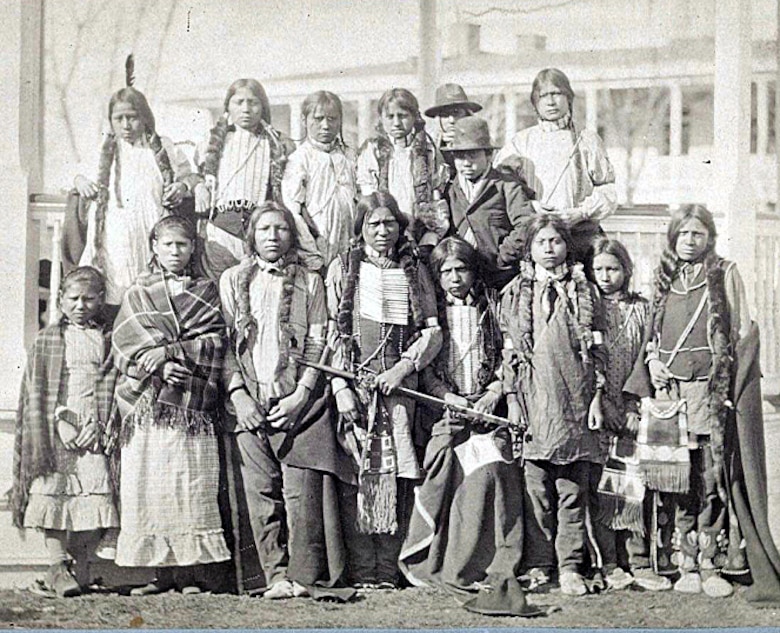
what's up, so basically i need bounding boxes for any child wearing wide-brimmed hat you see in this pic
[440,116,532,289]
[424,83,482,150]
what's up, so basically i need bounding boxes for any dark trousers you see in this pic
[339,478,415,584]
[233,430,304,587]
[523,459,589,574]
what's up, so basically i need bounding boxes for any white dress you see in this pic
[80,137,188,305]
[282,140,357,267]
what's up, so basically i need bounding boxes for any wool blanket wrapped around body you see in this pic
[11,324,118,528]
[112,271,227,436]
[399,415,523,593]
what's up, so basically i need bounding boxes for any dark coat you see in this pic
[444,167,532,289]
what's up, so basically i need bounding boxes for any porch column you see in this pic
[669,82,683,204]
[755,79,768,157]
[585,86,598,132]
[504,89,517,143]
[358,96,373,145]
[418,0,438,117]
[712,0,755,307]
[0,0,43,411]
[289,99,302,144]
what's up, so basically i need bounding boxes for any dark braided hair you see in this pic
[429,237,502,392]
[337,192,426,340]
[523,213,576,266]
[650,204,720,341]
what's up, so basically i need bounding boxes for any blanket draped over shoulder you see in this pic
[729,322,780,606]
[112,270,227,441]
[11,324,118,528]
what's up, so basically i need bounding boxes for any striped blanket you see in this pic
[112,270,227,438]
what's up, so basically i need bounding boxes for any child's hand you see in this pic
[335,388,360,423]
[588,392,604,430]
[162,182,187,208]
[74,175,99,199]
[648,359,673,391]
[232,389,265,431]
[267,385,310,431]
[376,359,414,395]
[194,178,215,215]
[69,419,99,452]
[161,361,191,386]
[474,390,500,415]
[444,392,469,409]
[137,347,167,375]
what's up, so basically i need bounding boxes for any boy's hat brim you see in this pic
[425,83,483,117]
[442,116,498,152]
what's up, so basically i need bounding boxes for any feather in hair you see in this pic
[125,54,135,87]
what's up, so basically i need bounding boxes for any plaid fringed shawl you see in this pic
[11,324,118,528]
[112,270,227,442]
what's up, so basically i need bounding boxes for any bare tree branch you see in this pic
[461,0,578,18]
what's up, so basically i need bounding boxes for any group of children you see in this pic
[11,60,779,610]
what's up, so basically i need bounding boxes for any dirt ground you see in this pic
[2,582,780,629]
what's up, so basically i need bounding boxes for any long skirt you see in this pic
[115,424,231,568]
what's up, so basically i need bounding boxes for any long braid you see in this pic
[337,246,365,339]
[203,115,230,178]
[397,240,426,341]
[650,246,681,342]
[148,131,174,187]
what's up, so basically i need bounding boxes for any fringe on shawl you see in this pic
[119,390,217,447]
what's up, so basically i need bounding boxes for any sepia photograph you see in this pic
[1,0,779,628]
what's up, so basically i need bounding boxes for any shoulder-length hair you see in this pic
[108,87,156,135]
[522,214,576,266]
[591,236,634,294]
[301,90,345,143]
[530,68,575,112]
[222,78,272,125]
[353,191,409,240]
[245,200,300,256]
[375,88,426,135]
[429,237,480,286]
[653,204,718,293]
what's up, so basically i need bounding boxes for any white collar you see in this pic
[534,262,569,282]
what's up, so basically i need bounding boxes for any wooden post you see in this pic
[289,99,302,144]
[0,0,43,412]
[504,89,517,143]
[757,79,769,156]
[585,86,599,133]
[418,0,438,114]
[713,0,755,308]
[669,82,683,205]
[358,96,373,146]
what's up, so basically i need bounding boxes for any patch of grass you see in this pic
[1,585,779,629]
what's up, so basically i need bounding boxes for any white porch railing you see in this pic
[27,196,780,394]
